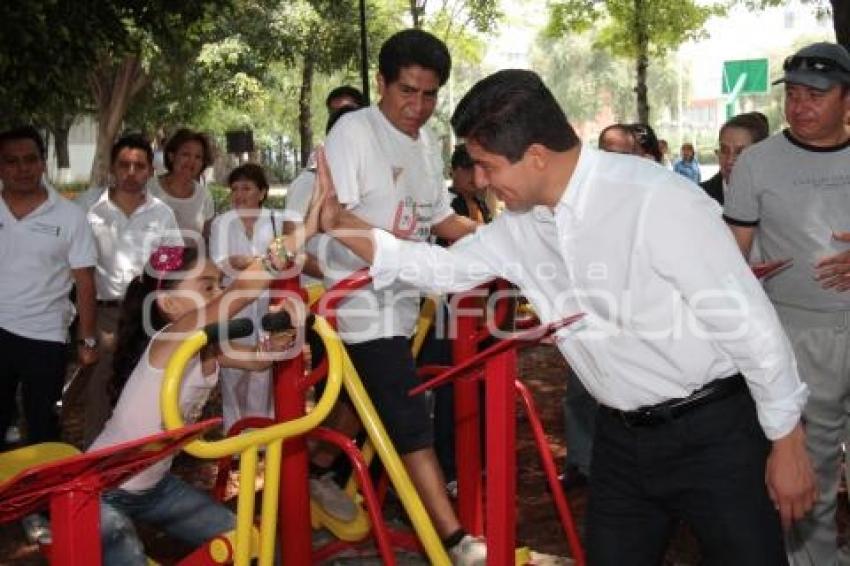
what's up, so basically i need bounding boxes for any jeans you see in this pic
[100,474,236,565]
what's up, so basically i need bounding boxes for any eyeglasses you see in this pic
[783,55,850,75]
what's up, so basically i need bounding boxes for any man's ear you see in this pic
[376,73,386,98]
[525,143,549,170]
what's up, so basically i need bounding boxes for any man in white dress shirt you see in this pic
[320,69,816,564]
[74,134,181,446]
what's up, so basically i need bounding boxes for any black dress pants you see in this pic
[0,327,67,450]
[586,387,787,566]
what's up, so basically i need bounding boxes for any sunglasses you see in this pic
[783,55,850,75]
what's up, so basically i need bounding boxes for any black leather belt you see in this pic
[96,300,121,308]
[606,374,746,428]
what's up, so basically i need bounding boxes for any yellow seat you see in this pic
[310,499,371,542]
[0,442,81,484]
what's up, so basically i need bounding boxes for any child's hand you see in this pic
[257,299,306,359]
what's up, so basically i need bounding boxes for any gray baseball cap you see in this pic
[773,42,850,91]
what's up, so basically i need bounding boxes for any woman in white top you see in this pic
[148,129,215,244]
[89,178,323,564]
[209,164,287,433]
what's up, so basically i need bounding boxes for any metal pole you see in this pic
[359,0,370,105]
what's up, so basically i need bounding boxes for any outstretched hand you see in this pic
[316,146,343,234]
[815,231,850,291]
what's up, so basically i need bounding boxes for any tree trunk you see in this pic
[634,0,650,124]
[410,0,421,28]
[88,54,149,187]
[832,0,850,49]
[51,121,72,169]
[298,53,315,169]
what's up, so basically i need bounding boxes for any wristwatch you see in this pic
[78,336,98,349]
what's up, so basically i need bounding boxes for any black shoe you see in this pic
[558,466,588,491]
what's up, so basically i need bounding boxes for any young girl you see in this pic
[209,164,292,434]
[148,128,215,243]
[90,177,322,564]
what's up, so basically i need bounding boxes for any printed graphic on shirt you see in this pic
[392,197,434,240]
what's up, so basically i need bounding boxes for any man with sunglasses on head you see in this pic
[724,42,850,565]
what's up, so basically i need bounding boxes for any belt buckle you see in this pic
[621,406,672,427]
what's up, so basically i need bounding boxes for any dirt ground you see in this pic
[0,343,844,564]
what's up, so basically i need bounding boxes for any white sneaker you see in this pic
[5,425,20,444]
[21,513,51,545]
[309,473,357,522]
[448,534,486,566]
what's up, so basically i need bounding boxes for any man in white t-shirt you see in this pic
[73,134,181,446]
[0,126,98,452]
[320,29,482,563]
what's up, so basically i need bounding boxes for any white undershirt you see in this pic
[89,337,218,492]
[148,176,214,243]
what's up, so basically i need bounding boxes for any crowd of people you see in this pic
[2,25,850,565]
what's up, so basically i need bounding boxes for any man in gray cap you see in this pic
[724,41,850,564]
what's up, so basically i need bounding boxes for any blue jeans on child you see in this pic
[100,473,236,565]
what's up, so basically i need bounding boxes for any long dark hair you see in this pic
[110,247,200,406]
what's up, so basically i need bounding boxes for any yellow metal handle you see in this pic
[410,295,438,360]
[161,316,344,458]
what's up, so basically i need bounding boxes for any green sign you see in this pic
[722,58,770,95]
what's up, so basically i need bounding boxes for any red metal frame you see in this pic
[264,270,413,565]
[412,312,588,566]
[0,419,219,566]
[269,275,313,565]
[262,269,587,565]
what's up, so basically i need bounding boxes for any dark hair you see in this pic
[110,247,200,406]
[628,123,663,163]
[111,133,153,165]
[597,124,637,152]
[227,163,270,204]
[325,85,366,110]
[720,111,770,144]
[451,69,579,163]
[326,105,360,134]
[0,126,46,158]
[163,128,214,173]
[681,142,695,151]
[450,144,474,170]
[379,29,451,87]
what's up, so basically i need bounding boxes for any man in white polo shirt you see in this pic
[74,134,181,446]
[0,126,97,451]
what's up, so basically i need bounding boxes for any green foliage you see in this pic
[531,32,681,124]
[547,0,725,58]
[547,0,724,122]
[0,1,230,128]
